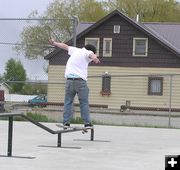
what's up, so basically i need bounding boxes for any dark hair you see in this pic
[84,44,96,54]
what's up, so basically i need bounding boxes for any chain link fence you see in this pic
[0,17,77,81]
[1,18,180,128]
[87,74,180,128]
[1,74,180,129]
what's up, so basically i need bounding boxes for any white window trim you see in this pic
[133,38,148,57]
[103,38,112,57]
[85,37,100,56]
[114,25,120,33]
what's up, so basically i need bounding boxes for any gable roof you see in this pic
[0,82,11,90]
[77,21,180,54]
[45,10,180,60]
[76,22,94,35]
[144,23,180,54]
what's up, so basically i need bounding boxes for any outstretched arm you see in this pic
[89,53,100,64]
[49,39,69,51]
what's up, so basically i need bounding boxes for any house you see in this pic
[45,10,180,110]
[0,82,10,94]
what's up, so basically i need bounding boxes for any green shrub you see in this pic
[70,117,84,124]
[26,112,49,122]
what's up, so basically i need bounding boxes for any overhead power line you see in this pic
[0,18,74,21]
[0,42,54,48]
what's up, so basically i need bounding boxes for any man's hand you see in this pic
[89,53,100,64]
[49,39,55,46]
[92,57,100,64]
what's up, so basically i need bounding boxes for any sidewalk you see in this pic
[1,120,180,170]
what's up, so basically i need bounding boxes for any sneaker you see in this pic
[84,123,93,128]
[63,123,70,129]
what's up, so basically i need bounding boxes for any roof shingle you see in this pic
[144,23,180,54]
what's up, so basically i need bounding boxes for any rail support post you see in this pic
[7,116,13,157]
[57,133,62,147]
[90,128,94,141]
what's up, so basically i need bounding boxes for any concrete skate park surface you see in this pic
[0,120,180,170]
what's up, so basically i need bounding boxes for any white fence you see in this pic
[5,94,36,102]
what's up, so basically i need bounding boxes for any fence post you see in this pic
[72,16,78,47]
[168,75,173,128]
[7,116,13,157]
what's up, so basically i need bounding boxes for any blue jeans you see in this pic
[63,79,91,124]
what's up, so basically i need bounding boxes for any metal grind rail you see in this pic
[0,113,94,157]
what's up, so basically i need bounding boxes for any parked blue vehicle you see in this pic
[28,95,47,107]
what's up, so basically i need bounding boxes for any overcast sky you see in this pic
[0,0,54,18]
[0,0,54,80]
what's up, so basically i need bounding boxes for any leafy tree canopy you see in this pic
[108,0,180,22]
[15,0,180,59]
[4,58,27,93]
[15,0,107,59]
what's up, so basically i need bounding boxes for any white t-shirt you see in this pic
[65,46,93,80]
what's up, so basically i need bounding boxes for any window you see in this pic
[85,38,100,56]
[101,73,111,96]
[114,25,120,33]
[133,38,148,56]
[148,77,163,96]
[103,38,112,57]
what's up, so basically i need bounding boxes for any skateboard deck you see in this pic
[56,124,93,133]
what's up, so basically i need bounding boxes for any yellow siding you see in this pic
[47,66,66,103]
[47,65,180,109]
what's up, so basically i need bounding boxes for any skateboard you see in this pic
[56,124,93,134]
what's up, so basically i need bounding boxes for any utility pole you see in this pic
[72,16,78,47]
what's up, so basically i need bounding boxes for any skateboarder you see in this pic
[49,39,100,128]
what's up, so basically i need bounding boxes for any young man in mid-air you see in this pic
[49,39,100,128]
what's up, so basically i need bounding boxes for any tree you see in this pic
[108,0,180,22]
[77,0,108,22]
[143,0,180,22]
[15,0,180,59]
[21,83,47,95]
[15,0,108,59]
[4,58,27,93]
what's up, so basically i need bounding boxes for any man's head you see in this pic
[84,44,96,54]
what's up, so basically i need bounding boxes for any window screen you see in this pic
[148,77,163,96]
[101,74,111,96]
